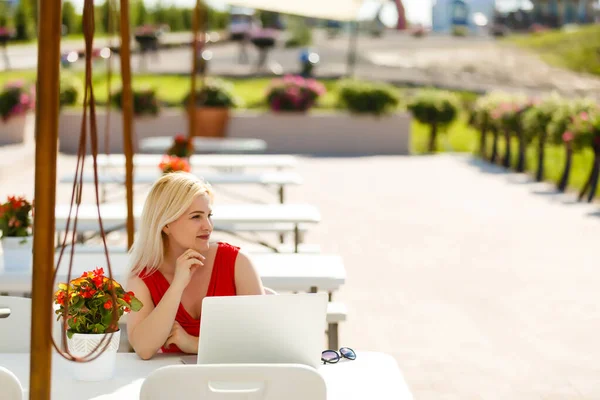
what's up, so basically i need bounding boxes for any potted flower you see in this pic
[166,134,194,158]
[183,78,239,137]
[0,195,33,271]
[265,75,326,113]
[54,267,143,381]
[111,86,160,117]
[159,155,191,174]
[0,80,35,145]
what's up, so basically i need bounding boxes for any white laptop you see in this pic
[181,293,328,369]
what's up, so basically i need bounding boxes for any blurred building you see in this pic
[530,0,597,25]
[432,0,497,32]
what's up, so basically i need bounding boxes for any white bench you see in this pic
[54,203,321,253]
[60,171,303,204]
[90,154,298,171]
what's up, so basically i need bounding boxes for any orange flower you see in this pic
[104,300,113,310]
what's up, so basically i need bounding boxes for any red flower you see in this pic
[124,307,131,313]
[174,134,186,144]
[104,300,113,310]
[55,291,66,305]
[123,294,131,303]
[93,267,104,277]
[93,276,104,288]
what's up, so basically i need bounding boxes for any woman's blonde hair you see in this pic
[128,172,214,277]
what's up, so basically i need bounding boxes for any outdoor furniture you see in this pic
[59,171,303,204]
[0,352,414,399]
[139,137,267,155]
[0,366,22,400]
[90,154,298,172]
[0,253,345,298]
[140,364,326,400]
[53,203,321,252]
[0,296,31,353]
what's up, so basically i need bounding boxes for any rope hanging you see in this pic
[51,0,120,362]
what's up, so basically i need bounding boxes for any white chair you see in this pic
[0,296,31,353]
[0,366,24,400]
[139,364,326,400]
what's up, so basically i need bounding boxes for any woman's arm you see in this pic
[125,275,186,360]
[234,251,265,295]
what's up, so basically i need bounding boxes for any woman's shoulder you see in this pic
[215,241,240,254]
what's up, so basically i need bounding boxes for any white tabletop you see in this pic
[90,154,298,169]
[54,203,321,233]
[59,171,303,186]
[0,352,413,400]
[0,253,346,293]
[140,137,267,154]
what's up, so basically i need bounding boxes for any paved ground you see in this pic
[4,29,600,99]
[2,119,600,399]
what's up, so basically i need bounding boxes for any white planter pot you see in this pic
[67,330,121,381]
[0,114,27,145]
[1,236,32,271]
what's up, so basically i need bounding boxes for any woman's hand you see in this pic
[173,249,205,289]
[164,321,199,354]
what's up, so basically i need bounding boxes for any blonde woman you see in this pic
[126,172,265,360]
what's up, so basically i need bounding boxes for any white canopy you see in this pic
[221,0,381,21]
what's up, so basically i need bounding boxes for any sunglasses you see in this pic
[321,347,356,364]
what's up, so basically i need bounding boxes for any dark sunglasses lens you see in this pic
[321,350,339,363]
[340,347,356,360]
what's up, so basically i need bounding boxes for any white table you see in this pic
[59,171,303,203]
[54,203,321,252]
[0,352,414,400]
[90,154,298,171]
[0,253,346,295]
[140,137,267,154]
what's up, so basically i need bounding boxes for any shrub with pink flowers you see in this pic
[0,80,35,122]
[265,75,326,112]
[566,109,600,151]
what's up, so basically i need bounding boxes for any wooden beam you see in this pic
[29,0,62,398]
[119,0,135,249]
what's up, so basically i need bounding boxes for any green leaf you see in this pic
[93,323,106,334]
[67,330,74,339]
[129,297,143,312]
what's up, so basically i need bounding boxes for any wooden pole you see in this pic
[188,0,201,138]
[119,0,135,249]
[29,0,62,398]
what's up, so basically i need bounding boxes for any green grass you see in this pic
[505,24,600,76]
[412,120,600,198]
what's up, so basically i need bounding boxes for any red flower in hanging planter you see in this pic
[54,267,143,338]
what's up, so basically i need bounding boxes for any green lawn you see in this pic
[505,24,600,76]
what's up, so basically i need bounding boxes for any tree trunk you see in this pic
[586,155,600,203]
[535,129,546,182]
[428,122,438,153]
[577,152,595,202]
[557,143,572,192]
[502,128,511,168]
[516,127,526,173]
[490,127,499,164]
[479,123,488,159]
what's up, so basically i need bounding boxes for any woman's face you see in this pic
[163,194,213,253]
